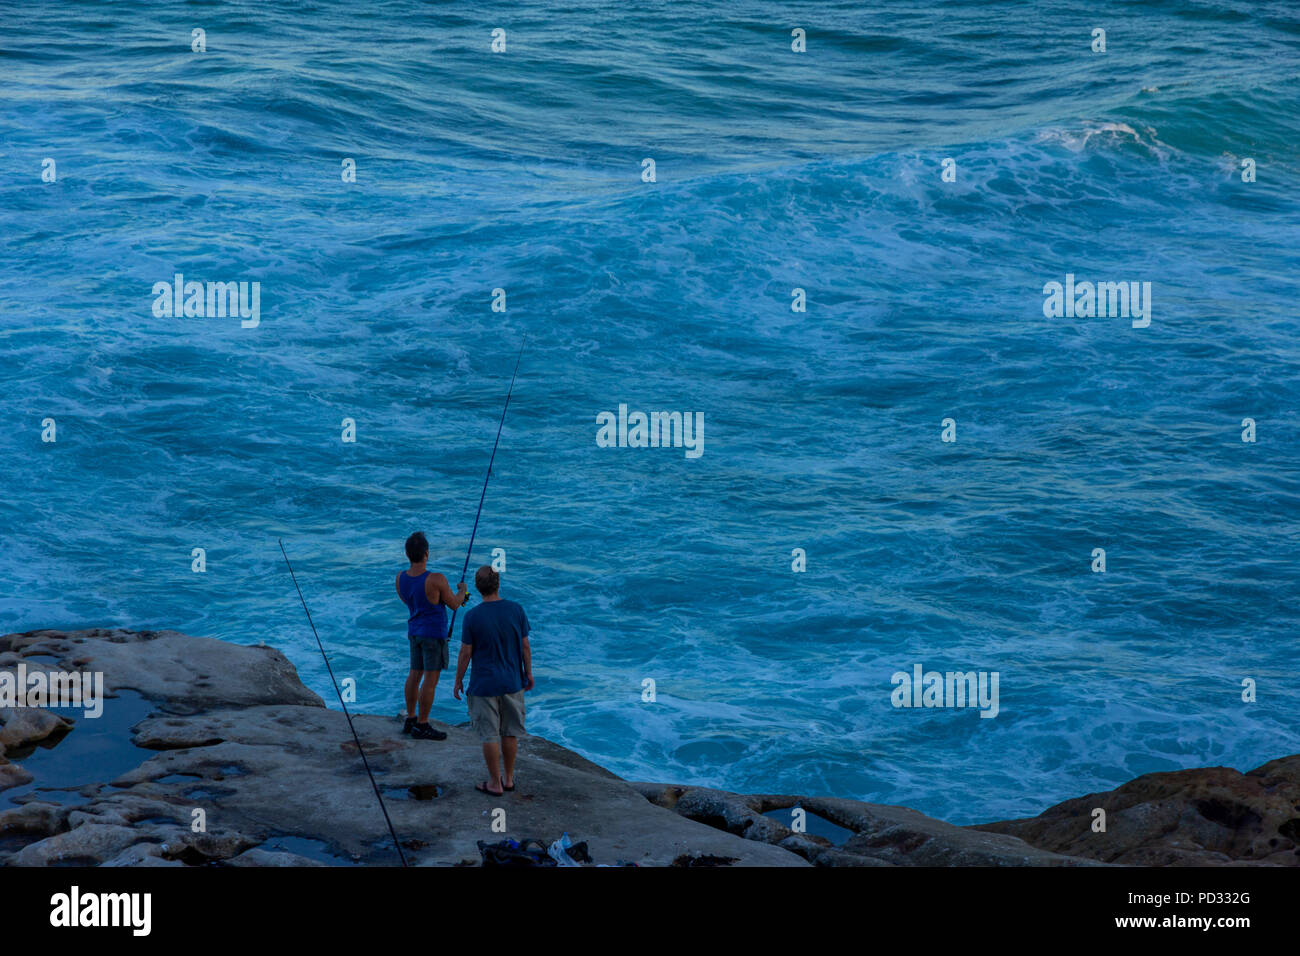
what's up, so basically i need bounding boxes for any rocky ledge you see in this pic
[2,629,1297,867]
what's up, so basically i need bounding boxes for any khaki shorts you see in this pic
[467,691,526,742]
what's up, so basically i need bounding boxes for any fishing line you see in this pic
[278,538,408,867]
[446,338,526,640]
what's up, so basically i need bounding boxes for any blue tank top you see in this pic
[399,570,447,640]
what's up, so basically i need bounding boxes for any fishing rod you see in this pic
[447,338,525,640]
[278,538,408,867]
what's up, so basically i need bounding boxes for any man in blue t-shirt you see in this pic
[453,565,533,797]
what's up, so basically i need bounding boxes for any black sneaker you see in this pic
[402,716,417,735]
[412,723,447,741]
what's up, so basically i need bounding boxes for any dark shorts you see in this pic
[408,636,449,671]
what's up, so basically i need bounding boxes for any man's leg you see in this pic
[501,736,518,789]
[481,739,503,794]
[411,640,450,741]
[417,671,440,722]
[404,669,421,717]
[498,691,525,788]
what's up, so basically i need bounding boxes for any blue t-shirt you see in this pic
[461,599,530,697]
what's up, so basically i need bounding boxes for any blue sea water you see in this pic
[1,0,1298,825]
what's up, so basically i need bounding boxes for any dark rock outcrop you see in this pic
[635,784,1098,866]
[972,758,1300,866]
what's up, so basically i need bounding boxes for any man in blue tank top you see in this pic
[395,531,469,740]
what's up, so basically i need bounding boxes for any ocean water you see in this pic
[2,0,1298,825]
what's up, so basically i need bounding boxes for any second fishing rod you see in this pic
[447,338,525,640]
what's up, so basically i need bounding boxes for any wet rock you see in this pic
[0,628,324,713]
[837,802,1097,866]
[6,627,1295,868]
[1,800,70,833]
[102,843,184,867]
[635,783,1093,866]
[1,629,803,867]
[227,847,326,867]
[799,846,898,867]
[671,852,739,867]
[0,707,73,753]
[11,822,144,867]
[974,756,1300,866]
[0,758,33,791]
[159,829,261,865]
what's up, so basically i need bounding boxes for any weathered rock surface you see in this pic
[0,759,33,791]
[3,628,1295,867]
[635,784,1098,866]
[0,629,322,713]
[0,707,73,752]
[973,757,1300,866]
[0,628,800,867]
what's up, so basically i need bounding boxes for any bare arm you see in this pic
[453,642,472,699]
[521,636,533,691]
[426,572,469,609]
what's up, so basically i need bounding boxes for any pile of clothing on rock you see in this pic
[476,833,638,867]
